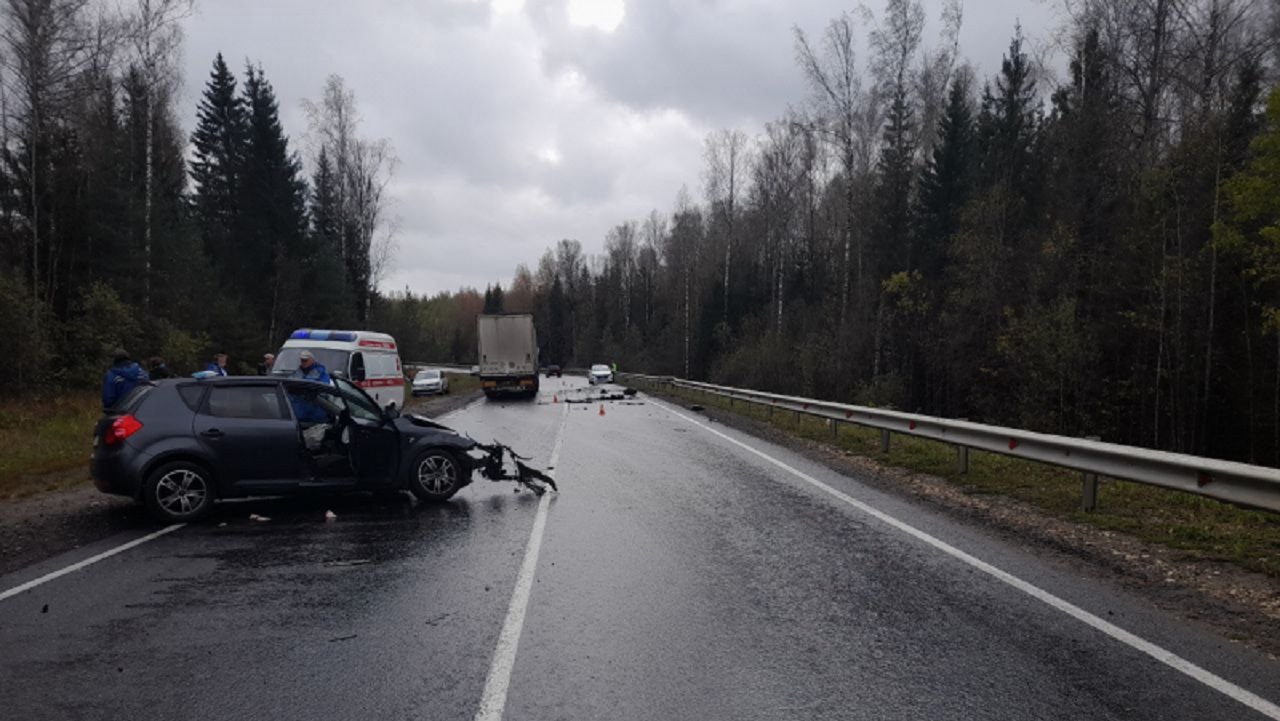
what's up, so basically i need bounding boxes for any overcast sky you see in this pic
[180,0,1062,296]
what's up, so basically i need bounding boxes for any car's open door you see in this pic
[332,377,400,487]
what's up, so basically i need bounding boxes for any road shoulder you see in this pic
[647,388,1280,660]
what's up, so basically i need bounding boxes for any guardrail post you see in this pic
[767,404,773,420]
[830,418,839,439]
[956,445,969,474]
[1080,435,1101,511]
[880,429,891,453]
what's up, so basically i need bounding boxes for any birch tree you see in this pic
[1,0,94,312]
[795,12,869,326]
[126,0,189,310]
[702,128,750,321]
[304,74,398,322]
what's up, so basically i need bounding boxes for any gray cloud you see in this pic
[180,0,1060,297]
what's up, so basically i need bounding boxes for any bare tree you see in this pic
[795,12,869,327]
[126,0,190,311]
[702,128,751,321]
[753,121,804,334]
[914,0,963,156]
[639,209,665,332]
[1,0,95,312]
[303,74,398,322]
[605,221,638,330]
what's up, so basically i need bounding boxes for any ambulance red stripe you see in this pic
[358,339,397,349]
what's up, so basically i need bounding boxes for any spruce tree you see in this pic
[189,54,247,278]
[307,147,354,326]
[873,68,918,275]
[915,73,974,281]
[239,62,308,343]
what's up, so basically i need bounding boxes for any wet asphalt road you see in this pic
[1,376,1279,720]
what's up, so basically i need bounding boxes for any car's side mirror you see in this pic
[384,403,400,420]
[351,367,366,382]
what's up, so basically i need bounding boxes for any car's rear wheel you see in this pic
[144,461,215,522]
[409,450,463,502]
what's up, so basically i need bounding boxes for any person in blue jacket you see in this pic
[102,349,149,410]
[288,351,333,425]
[205,353,229,377]
[292,350,332,384]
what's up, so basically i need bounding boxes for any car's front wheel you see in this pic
[409,450,463,503]
[144,461,215,522]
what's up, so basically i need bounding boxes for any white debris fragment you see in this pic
[249,514,271,522]
[325,510,338,522]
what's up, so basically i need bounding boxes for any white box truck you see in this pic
[477,314,539,398]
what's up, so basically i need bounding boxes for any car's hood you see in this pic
[402,413,454,431]
[392,414,474,448]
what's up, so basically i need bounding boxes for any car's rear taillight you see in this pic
[104,415,143,446]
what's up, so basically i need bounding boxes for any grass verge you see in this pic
[649,382,1280,579]
[443,371,482,396]
[0,393,99,500]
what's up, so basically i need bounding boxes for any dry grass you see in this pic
[0,393,100,499]
[443,371,482,395]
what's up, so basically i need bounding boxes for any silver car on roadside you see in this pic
[412,369,450,396]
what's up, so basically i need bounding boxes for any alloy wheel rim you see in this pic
[156,469,208,516]
[418,456,456,494]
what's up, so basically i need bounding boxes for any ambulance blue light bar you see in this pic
[289,329,358,342]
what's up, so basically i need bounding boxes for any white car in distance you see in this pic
[589,364,614,385]
[412,368,450,396]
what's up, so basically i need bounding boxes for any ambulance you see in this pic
[272,329,406,410]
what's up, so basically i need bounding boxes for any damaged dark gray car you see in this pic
[91,376,556,522]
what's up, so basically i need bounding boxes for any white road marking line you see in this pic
[0,524,185,603]
[473,401,569,721]
[651,400,1280,721]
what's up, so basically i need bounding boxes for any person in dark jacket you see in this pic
[258,353,275,376]
[148,357,173,380]
[102,349,149,410]
[206,353,229,377]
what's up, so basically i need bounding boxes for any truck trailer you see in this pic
[477,313,539,399]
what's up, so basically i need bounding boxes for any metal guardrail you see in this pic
[407,362,474,373]
[410,363,588,377]
[618,373,1280,514]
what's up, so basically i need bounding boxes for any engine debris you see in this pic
[470,441,559,496]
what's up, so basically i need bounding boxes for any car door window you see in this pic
[333,379,384,422]
[285,384,343,424]
[203,386,286,419]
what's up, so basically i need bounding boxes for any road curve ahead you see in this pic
[1,376,1278,721]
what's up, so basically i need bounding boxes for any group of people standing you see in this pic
[102,349,330,410]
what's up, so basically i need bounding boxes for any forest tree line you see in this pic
[379,0,1280,465]
[1,0,396,382]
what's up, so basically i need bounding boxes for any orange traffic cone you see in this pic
[599,403,606,417]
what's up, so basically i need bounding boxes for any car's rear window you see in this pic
[177,384,206,411]
[114,384,154,412]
